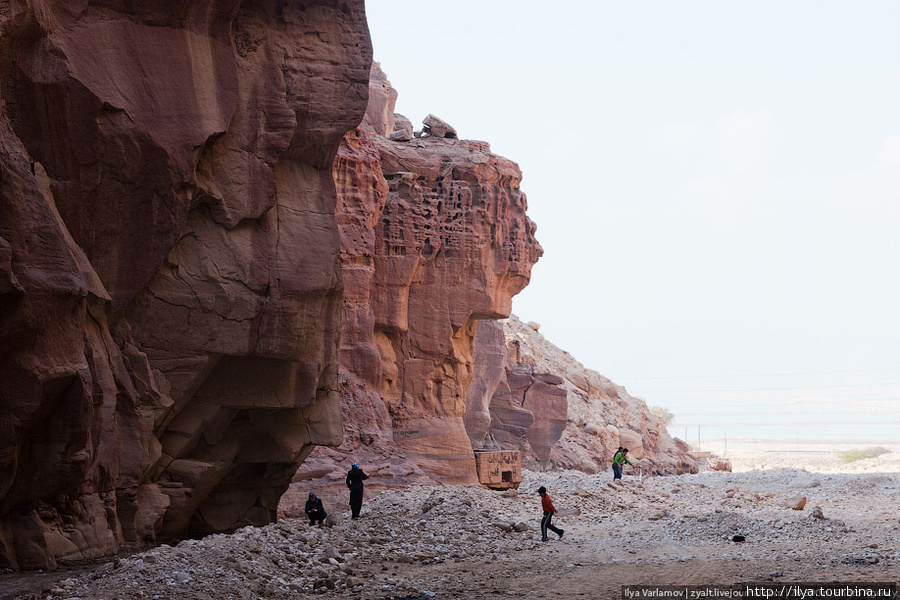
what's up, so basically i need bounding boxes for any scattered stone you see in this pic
[421,496,444,513]
[491,520,514,533]
[710,458,732,472]
[786,496,807,510]
[790,475,821,489]
[18,466,899,599]
[811,506,825,520]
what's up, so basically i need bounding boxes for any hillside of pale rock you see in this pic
[495,315,697,475]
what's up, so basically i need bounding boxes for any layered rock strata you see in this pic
[0,0,371,569]
[466,316,697,475]
[298,65,542,488]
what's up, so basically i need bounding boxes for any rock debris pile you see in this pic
[9,454,900,600]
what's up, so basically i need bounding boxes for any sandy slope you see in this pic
[3,444,899,600]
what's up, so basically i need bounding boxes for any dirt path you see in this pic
[382,518,899,599]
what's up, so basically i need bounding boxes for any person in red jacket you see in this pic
[537,486,564,542]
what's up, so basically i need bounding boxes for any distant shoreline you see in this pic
[676,439,900,474]
[686,438,900,444]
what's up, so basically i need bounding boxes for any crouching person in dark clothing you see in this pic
[346,462,368,519]
[305,492,327,526]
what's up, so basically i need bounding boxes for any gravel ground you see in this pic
[3,446,899,600]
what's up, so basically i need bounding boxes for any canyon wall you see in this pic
[1,0,686,570]
[293,65,689,497]
[294,64,542,489]
[0,0,371,569]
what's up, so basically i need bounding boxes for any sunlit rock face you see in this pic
[318,64,543,485]
[466,316,699,475]
[0,0,371,569]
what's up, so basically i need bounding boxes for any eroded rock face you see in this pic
[304,65,542,486]
[466,315,698,475]
[0,0,371,569]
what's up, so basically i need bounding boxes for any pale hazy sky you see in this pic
[366,1,900,440]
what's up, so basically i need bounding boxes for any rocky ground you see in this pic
[3,444,899,600]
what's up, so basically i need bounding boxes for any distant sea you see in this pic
[656,385,900,446]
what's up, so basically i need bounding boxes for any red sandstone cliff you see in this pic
[294,64,542,489]
[0,2,682,571]
[0,0,371,569]
[467,316,697,475]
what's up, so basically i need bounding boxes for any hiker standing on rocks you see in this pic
[305,492,327,526]
[612,447,632,482]
[537,486,564,542]
[346,462,368,519]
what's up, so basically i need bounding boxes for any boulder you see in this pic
[618,429,645,459]
[389,114,414,141]
[422,114,458,138]
[491,520,514,533]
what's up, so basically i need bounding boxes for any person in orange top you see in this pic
[537,486,564,542]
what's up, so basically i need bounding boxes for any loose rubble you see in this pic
[5,447,899,600]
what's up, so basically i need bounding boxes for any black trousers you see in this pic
[349,487,364,518]
[541,511,562,540]
[307,511,326,525]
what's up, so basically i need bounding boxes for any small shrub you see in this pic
[837,447,890,463]
[649,405,674,426]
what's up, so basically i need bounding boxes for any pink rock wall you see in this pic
[466,319,567,470]
[310,65,543,486]
[0,0,371,569]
